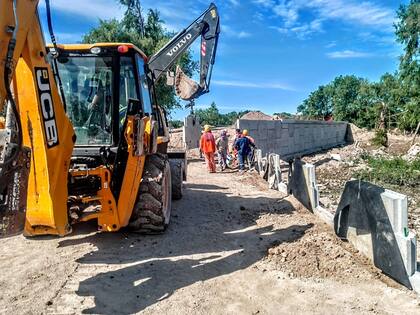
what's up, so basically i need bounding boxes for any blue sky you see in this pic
[38,0,408,120]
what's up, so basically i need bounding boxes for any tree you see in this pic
[298,75,380,128]
[395,0,420,130]
[196,102,220,126]
[297,85,332,119]
[272,112,293,119]
[195,102,249,126]
[298,2,419,131]
[169,120,183,129]
[83,0,197,113]
[119,0,144,37]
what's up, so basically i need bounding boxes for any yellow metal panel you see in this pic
[117,116,149,226]
[70,167,120,232]
[0,0,38,111]
[12,9,75,236]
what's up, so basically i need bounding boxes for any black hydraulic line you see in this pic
[0,0,22,168]
[45,0,58,54]
[45,0,67,111]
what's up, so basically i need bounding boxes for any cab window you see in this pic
[135,55,153,116]
[56,55,113,145]
[119,56,139,132]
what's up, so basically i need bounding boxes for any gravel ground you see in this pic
[1,159,419,314]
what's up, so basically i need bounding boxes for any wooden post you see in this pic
[412,121,420,145]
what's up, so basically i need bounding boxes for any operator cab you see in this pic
[47,43,166,158]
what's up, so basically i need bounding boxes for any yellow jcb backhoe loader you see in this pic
[0,0,220,237]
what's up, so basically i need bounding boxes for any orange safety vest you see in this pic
[200,131,216,153]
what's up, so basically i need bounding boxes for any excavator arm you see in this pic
[147,3,220,101]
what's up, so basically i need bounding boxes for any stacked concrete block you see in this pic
[237,119,349,161]
[183,115,201,149]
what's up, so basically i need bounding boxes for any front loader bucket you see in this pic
[174,66,201,101]
[0,129,30,238]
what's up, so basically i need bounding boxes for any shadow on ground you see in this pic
[58,182,310,314]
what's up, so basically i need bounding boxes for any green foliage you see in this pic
[297,85,332,119]
[169,120,183,128]
[119,0,144,36]
[273,112,293,118]
[355,155,420,187]
[372,129,388,147]
[83,1,197,114]
[195,102,249,126]
[298,1,419,132]
[395,0,420,131]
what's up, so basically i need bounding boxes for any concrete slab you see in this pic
[334,180,418,291]
[288,159,314,212]
[183,115,201,149]
[314,206,334,226]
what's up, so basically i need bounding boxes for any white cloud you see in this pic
[273,3,299,27]
[254,0,395,39]
[252,0,275,8]
[228,0,240,6]
[212,80,296,91]
[238,31,252,39]
[305,0,394,28]
[326,50,373,59]
[223,26,252,39]
[325,41,337,48]
[270,18,323,39]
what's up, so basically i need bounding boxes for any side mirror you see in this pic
[127,98,143,116]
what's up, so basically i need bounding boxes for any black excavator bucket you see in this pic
[0,128,30,238]
[174,66,202,101]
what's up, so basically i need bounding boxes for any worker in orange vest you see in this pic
[200,125,216,173]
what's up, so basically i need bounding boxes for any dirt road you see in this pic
[1,160,419,314]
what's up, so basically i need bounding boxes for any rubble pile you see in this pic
[266,227,377,282]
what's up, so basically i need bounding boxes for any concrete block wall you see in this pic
[183,115,201,149]
[237,119,349,160]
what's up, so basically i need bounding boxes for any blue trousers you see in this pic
[238,152,245,170]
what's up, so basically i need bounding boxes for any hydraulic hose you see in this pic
[45,0,58,54]
[0,0,23,168]
[45,0,67,110]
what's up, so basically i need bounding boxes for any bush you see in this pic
[169,120,183,128]
[355,156,420,187]
[372,129,388,147]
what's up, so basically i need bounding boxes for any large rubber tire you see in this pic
[169,159,184,200]
[128,154,172,233]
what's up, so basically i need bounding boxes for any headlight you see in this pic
[90,47,101,54]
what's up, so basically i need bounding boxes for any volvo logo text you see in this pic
[166,33,192,57]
